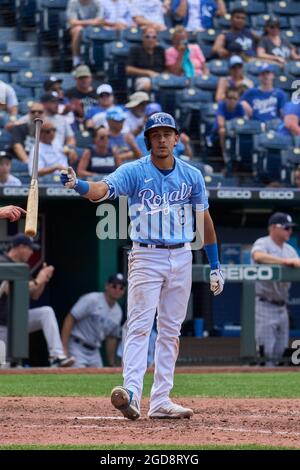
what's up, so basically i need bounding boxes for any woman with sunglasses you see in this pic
[257,16,300,68]
[78,126,116,178]
[215,55,254,102]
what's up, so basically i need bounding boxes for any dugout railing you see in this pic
[0,263,29,363]
[192,264,300,360]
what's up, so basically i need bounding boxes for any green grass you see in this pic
[0,444,296,450]
[0,372,300,398]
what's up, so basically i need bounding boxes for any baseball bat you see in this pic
[25,118,43,237]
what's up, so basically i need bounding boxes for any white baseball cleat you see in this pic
[111,386,140,420]
[148,402,193,419]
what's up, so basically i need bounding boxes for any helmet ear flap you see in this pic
[144,135,151,150]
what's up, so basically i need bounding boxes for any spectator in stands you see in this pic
[124,91,150,136]
[170,0,226,31]
[278,102,300,137]
[10,102,45,166]
[210,87,245,159]
[0,151,21,187]
[0,80,18,118]
[77,126,116,178]
[61,273,125,368]
[66,0,104,67]
[85,84,114,130]
[102,0,133,30]
[40,92,77,160]
[66,65,98,113]
[126,27,166,91]
[0,233,75,367]
[241,63,287,123]
[106,106,142,167]
[212,8,258,60]
[135,102,193,159]
[165,25,209,77]
[257,17,300,68]
[131,0,167,31]
[28,121,71,182]
[43,76,71,115]
[215,55,254,102]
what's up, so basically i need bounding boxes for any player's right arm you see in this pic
[60,167,110,201]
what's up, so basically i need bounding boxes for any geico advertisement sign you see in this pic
[259,190,294,200]
[223,266,274,281]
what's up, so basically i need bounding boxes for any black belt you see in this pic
[258,297,286,307]
[135,242,185,249]
[72,337,97,351]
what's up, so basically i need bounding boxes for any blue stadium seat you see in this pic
[274,75,296,96]
[82,27,118,69]
[229,0,267,15]
[121,27,143,44]
[0,71,9,81]
[244,60,281,76]
[289,16,300,31]
[18,98,35,115]
[11,83,33,99]
[251,14,290,30]
[269,2,300,17]
[198,43,213,60]
[191,74,219,92]
[0,129,12,146]
[157,29,174,45]
[151,73,188,91]
[74,130,93,148]
[197,29,218,45]
[207,60,229,76]
[36,0,68,55]
[0,28,17,42]
[103,41,131,94]
[0,54,30,73]
[28,56,53,72]
[7,41,38,60]
[48,72,75,91]
[282,30,300,46]
[284,61,300,77]
[16,70,47,89]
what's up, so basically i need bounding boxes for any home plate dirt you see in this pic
[1,397,300,447]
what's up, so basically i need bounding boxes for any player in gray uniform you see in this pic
[251,213,300,365]
[61,274,124,367]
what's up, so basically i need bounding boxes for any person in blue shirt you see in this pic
[210,87,245,159]
[278,101,300,137]
[60,112,224,420]
[171,0,226,30]
[241,63,287,123]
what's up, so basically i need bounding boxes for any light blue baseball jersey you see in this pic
[102,155,209,245]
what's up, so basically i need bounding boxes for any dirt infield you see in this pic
[1,397,300,448]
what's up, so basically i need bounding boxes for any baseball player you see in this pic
[61,273,124,367]
[251,212,300,366]
[61,112,224,419]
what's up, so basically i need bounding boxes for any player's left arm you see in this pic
[203,209,224,296]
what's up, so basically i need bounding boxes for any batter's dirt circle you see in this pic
[1,397,300,448]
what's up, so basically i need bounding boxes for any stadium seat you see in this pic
[7,41,38,59]
[36,0,68,55]
[11,83,33,99]
[274,75,295,96]
[191,74,219,92]
[229,0,267,15]
[121,27,143,44]
[103,41,131,95]
[197,29,218,45]
[284,61,300,77]
[0,71,9,81]
[0,27,17,42]
[207,60,229,77]
[282,31,300,46]
[244,60,281,76]
[28,56,53,73]
[269,1,300,17]
[151,73,188,91]
[289,16,300,31]
[16,70,47,89]
[82,26,118,69]
[18,98,35,115]
[0,129,12,146]
[157,29,174,45]
[251,14,290,30]
[0,54,30,73]
[48,72,75,91]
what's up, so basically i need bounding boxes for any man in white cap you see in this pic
[124,91,150,136]
[85,84,114,130]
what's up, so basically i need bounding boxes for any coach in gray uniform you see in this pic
[251,212,300,365]
[61,274,125,367]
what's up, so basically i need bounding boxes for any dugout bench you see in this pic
[192,264,300,359]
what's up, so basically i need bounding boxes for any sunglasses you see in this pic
[99,93,111,98]
[111,283,125,290]
[98,135,109,140]
[31,110,43,114]
[144,35,157,39]
[42,128,56,133]
[276,224,293,231]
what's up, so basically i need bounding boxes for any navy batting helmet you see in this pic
[144,112,179,150]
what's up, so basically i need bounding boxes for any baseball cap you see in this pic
[268,212,296,228]
[106,106,126,122]
[125,91,150,109]
[145,102,162,117]
[265,16,280,28]
[44,75,63,91]
[40,91,59,103]
[11,233,40,250]
[0,150,12,160]
[96,84,113,96]
[259,63,274,74]
[73,65,92,78]
[107,273,126,286]
[229,55,243,68]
